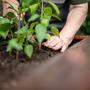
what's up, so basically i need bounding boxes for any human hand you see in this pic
[43,34,74,52]
[3,0,19,17]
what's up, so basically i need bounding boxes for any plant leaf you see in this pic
[29,3,39,15]
[28,14,39,22]
[41,7,52,26]
[0,18,11,38]
[35,24,47,44]
[24,44,33,58]
[7,39,23,52]
[45,0,60,15]
[51,26,60,36]
[15,26,27,35]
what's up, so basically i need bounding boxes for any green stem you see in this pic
[41,1,44,19]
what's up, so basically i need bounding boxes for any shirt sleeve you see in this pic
[70,0,89,5]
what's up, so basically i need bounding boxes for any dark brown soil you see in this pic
[0,46,60,85]
[0,40,80,88]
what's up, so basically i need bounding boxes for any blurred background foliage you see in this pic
[77,12,90,35]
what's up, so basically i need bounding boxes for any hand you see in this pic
[3,0,19,16]
[43,35,74,52]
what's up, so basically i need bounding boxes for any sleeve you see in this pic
[70,0,89,5]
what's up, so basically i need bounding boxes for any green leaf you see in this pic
[5,12,18,24]
[0,18,11,38]
[24,44,33,58]
[52,14,61,21]
[51,26,60,36]
[45,0,60,15]
[43,7,52,19]
[41,18,49,27]
[7,39,23,52]
[30,22,38,30]
[5,12,16,19]
[29,3,39,15]
[35,24,47,44]
[41,7,52,26]
[15,26,28,45]
[45,33,51,40]
[22,0,39,6]
[21,8,29,13]
[15,26,27,35]
[17,34,26,45]
[21,0,39,13]
[28,14,39,22]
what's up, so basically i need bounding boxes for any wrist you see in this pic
[59,30,74,41]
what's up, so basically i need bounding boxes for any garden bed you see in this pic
[0,37,90,90]
[0,0,90,88]
[0,36,86,88]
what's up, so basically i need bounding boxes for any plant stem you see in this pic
[16,51,19,60]
[41,1,44,19]
[39,44,41,50]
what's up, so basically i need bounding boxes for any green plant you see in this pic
[82,13,90,35]
[0,0,61,59]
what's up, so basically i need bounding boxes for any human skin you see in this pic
[44,3,88,52]
[3,0,19,16]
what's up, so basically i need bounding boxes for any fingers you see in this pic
[61,44,68,52]
[43,35,71,52]
[43,36,62,50]
[44,36,59,47]
[52,42,62,50]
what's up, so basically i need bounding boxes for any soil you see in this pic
[0,46,59,85]
[0,40,80,88]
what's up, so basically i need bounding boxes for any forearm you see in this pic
[60,3,88,39]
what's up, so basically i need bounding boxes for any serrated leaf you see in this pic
[24,44,33,58]
[28,14,39,22]
[15,26,27,35]
[41,18,49,27]
[43,7,52,19]
[0,18,11,38]
[7,39,23,52]
[29,3,39,15]
[35,24,47,44]
[45,0,60,15]
[41,7,52,26]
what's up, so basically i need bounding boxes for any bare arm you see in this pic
[44,3,88,52]
[60,3,88,39]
